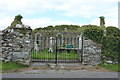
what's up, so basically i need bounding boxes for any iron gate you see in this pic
[31,37,83,63]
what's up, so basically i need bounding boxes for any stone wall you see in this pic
[1,27,33,65]
[82,37,102,65]
[0,30,2,61]
[1,28,102,65]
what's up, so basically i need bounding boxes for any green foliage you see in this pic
[1,62,28,71]
[55,25,80,31]
[102,36,120,62]
[81,25,98,28]
[78,25,98,32]
[83,27,104,43]
[43,25,54,30]
[106,26,120,37]
[57,34,63,38]
[83,25,120,63]
[98,63,119,72]
[14,14,23,21]
[99,16,105,19]
[33,25,80,33]
[8,14,23,29]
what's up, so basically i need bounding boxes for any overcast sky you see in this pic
[0,0,119,30]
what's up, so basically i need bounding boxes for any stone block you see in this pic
[11,52,30,65]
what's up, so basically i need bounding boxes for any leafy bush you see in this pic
[102,36,120,63]
[83,27,104,43]
[81,25,98,28]
[83,26,120,63]
[106,26,120,37]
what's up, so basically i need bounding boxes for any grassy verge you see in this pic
[31,50,78,59]
[98,63,120,72]
[0,62,28,72]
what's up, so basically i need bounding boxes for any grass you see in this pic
[31,49,78,60]
[98,63,120,72]
[0,62,28,72]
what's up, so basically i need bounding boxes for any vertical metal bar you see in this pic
[45,37,47,62]
[33,38,35,62]
[60,37,62,49]
[60,37,62,62]
[71,37,73,62]
[47,37,51,61]
[64,37,66,63]
[55,37,57,64]
[78,37,80,63]
[41,37,43,62]
[43,37,45,62]
[34,36,35,62]
[73,38,75,63]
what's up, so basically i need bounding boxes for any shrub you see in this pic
[102,36,120,63]
[106,26,120,37]
[83,27,104,43]
[83,26,120,63]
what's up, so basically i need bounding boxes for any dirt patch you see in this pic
[2,64,111,73]
[63,65,110,72]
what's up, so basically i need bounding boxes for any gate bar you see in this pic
[55,37,57,64]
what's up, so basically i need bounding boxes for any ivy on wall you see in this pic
[102,36,120,63]
[83,26,120,63]
[83,27,104,43]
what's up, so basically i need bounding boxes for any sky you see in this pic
[0,0,119,30]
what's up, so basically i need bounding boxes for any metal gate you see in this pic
[31,36,83,63]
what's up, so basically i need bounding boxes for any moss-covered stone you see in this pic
[8,14,23,29]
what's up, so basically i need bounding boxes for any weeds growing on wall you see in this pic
[83,26,120,63]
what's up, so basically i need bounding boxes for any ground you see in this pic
[1,63,119,78]
[2,63,112,73]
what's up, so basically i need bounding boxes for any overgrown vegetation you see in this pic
[8,14,23,29]
[98,63,120,72]
[83,26,120,63]
[33,25,80,35]
[83,26,104,43]
[102,36,119,63]
[106,26,120,37]
[0,62,28,72]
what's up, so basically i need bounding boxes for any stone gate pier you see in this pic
[1,26,33,65]
[82,37,102,65]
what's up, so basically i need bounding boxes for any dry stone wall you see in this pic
[0,31,2,61]
[1,28,102,65]
[83,37,102,65]
[1,27,33,65]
